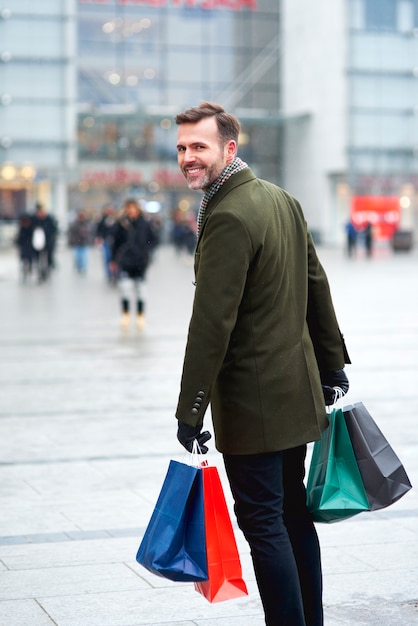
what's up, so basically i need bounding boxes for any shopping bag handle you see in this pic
[326,387,345,413]
[182,440,209,468]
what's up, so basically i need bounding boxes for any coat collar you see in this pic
[197,168,257,242]
[206,167,256,210]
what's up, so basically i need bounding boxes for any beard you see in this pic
[184,161,226,191]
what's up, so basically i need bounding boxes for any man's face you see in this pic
[125,203,139,219]
[176,117,236,191]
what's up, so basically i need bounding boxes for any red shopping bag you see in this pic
[194,464,248,603]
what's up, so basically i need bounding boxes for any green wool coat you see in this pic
[176,168,349,454]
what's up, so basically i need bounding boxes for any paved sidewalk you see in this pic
[0,241,417,626]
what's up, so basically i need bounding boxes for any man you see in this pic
[174,102,350,626]
[95,204,117,282]
[32,202,58,281]
[110,198,158,330]
[67,210,94,274]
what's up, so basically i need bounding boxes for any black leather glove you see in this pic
[177,422,212,454]
[321,368,349,406]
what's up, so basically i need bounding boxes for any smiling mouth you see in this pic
[186,167,204,176]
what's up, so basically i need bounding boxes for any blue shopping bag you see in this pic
[136,459,208,582]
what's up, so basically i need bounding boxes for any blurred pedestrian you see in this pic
[31,203,58,282]
[148,214,163,261]
[172,208,197,255]
[363,221,373,257]
[174,102,350,626]
[110,198,158,330]
[68,210,95,274]
[32,202,58,282]
[95,204,117,283]
[15,213,35,282]
[345,220,358,257]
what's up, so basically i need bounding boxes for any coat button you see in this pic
[191,408,199,415]
[197,390,205,397]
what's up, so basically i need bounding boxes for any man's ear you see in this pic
[225,140,237,163]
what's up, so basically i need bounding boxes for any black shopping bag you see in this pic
[343,402,412,511]
[136,460,208,582]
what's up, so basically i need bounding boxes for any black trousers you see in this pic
[223,445,323,626]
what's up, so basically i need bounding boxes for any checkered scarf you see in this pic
[196,157,248,236]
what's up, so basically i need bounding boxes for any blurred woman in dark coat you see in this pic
[110,199,158,330]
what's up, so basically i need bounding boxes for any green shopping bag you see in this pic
[306,407,370,523]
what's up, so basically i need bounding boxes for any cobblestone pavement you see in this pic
[0,240,417,625]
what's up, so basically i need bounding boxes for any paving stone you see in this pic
[37,583,262,626]
[0,563,148,601]
[0,599,55,625]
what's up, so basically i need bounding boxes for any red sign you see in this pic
[82,168,143,185]
[79,0,258,9]
[81,167,186,188]
[351,196,400,240]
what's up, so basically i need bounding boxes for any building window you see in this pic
[414,0,418,27]
[365,0,397,30]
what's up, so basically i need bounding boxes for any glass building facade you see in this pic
[346,0,418,237]
[282,0,418,243]
[0,0,282,225]
[348,0,418,191]
[0,0,77,223]
[2,0,417,243]
[74,0,282,217]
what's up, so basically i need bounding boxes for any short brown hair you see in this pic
[175,102,241,145]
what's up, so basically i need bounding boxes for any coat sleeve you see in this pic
[175,211,252,427]
[306,232,351,373]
